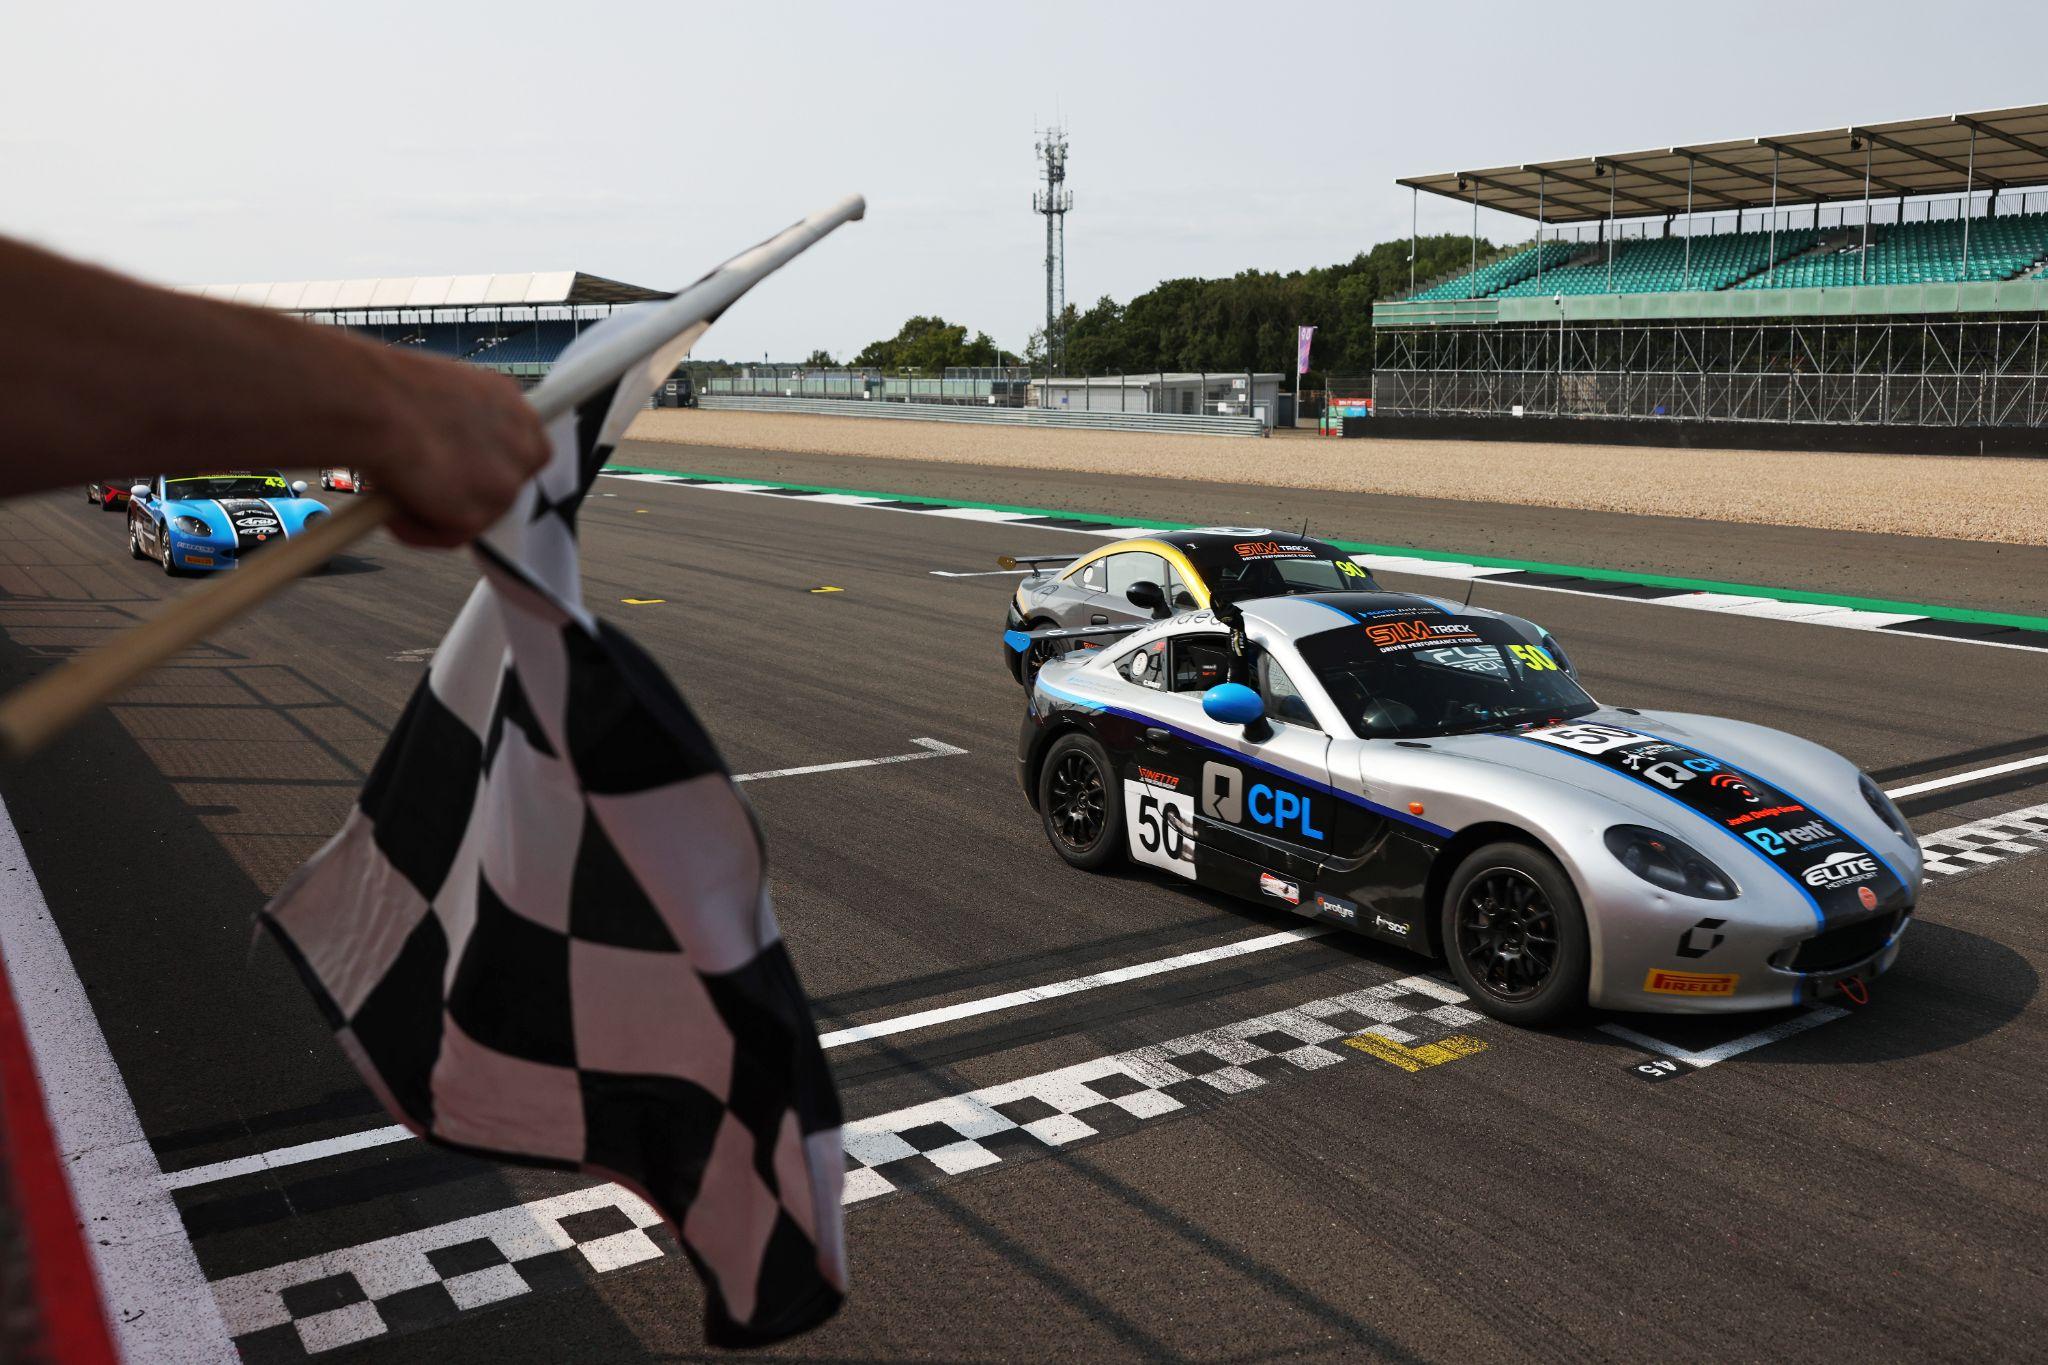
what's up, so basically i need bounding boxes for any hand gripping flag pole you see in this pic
[8,196,865,1347]
[0,193,865,761]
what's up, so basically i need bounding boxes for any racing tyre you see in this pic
[158,527,179,577]
[1441,841,1589,1026]
[1037,732,1123,871]
[319,472,332,490]
[128,522,147,561]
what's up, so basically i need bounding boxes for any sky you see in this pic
[6,1,2043,360]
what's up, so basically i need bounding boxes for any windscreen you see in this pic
[165,472,290,500]
[1197,537,1377,604]
[1295,613,1596,739]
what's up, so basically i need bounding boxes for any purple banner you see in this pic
[1296,325,1315,375]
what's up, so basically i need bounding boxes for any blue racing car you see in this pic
[127,471,329,574]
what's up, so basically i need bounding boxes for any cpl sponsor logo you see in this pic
[1725,803,1806,829]
[1201,761,1324,841]
[1643,968,1740,997]
[1742,818,1835,854]
[1137,766,1181,791]
[1364,619,1478,649]
[1801,850,1880,889]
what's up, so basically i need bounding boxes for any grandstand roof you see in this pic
[1400,104,2048,225]
[175,271,666,312]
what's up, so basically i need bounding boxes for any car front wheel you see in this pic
[158,527,178,576]
[129,521,147,560]
[1037,732,1123,871]
[1441,841,1589,1026]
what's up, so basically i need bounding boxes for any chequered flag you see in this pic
[262,274,847,1345]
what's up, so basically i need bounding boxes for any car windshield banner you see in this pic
[1517,722,1906,929]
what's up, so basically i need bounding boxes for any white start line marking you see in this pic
[730,736,965,782]
[1600,1006,1850,1070]
[1884,752,2048,800]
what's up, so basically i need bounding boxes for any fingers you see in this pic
[358,352,553,549]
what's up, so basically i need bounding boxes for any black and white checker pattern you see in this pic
[1918,802,2048,878]
[842,975,1481,1203]
[216,1187,672,1361]
[261,307,846,1347]
[210,975,1488,1356]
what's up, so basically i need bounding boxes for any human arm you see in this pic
[0,236,548,546]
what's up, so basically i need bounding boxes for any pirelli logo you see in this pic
[1643,968,1740,996]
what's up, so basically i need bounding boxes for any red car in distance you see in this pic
[87,479,143,510]
[319,468,371,494]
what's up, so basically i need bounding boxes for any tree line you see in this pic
[721,231,1495,381]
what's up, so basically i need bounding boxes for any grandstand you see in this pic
[177,271,666,379]
[1371,105,2048,448]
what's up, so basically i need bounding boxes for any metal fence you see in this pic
[697,394,1266,436]
[1373,316,2048,428]
[704,366,1031,406]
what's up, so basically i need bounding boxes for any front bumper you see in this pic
[1598,905,1912,1014]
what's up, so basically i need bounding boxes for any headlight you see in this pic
[172,515,213,536]
[1860,773,1914,842]
[1603,824,1737,899]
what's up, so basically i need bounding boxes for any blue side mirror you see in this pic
[1202,682,1264,727]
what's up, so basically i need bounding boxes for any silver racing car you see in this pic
[1013,591,1922,1024]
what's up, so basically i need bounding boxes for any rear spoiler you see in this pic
[1004,620,1147,683]
[997,552,1079,573]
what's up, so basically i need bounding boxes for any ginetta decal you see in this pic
[1520,722,1904,926]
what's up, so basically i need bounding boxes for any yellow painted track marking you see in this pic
[808,586,845,594]
[1342,1032,1488,1073]
[620,598,665,605]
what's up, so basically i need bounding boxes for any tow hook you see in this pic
[1837,976,1870,1006]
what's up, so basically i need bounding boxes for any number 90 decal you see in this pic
[1124,780,1197,880]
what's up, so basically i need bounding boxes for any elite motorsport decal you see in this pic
[1519,722,1904,927]
[212,498,284,549]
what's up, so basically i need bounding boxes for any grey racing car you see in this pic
[1013,591,1922,1024]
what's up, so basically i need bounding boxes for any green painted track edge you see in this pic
[600,462,2048,633]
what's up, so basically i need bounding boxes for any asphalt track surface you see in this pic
[2,460,2044,1362]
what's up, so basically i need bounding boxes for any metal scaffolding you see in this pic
[1372,315,2048,428]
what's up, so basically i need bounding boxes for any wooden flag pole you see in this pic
[0,194,864,761]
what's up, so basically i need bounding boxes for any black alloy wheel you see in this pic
[1037,733,1123,871]
[1456,868,1559,1002]
[1049,751,1106,850]
[1440,841,1589,1025]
